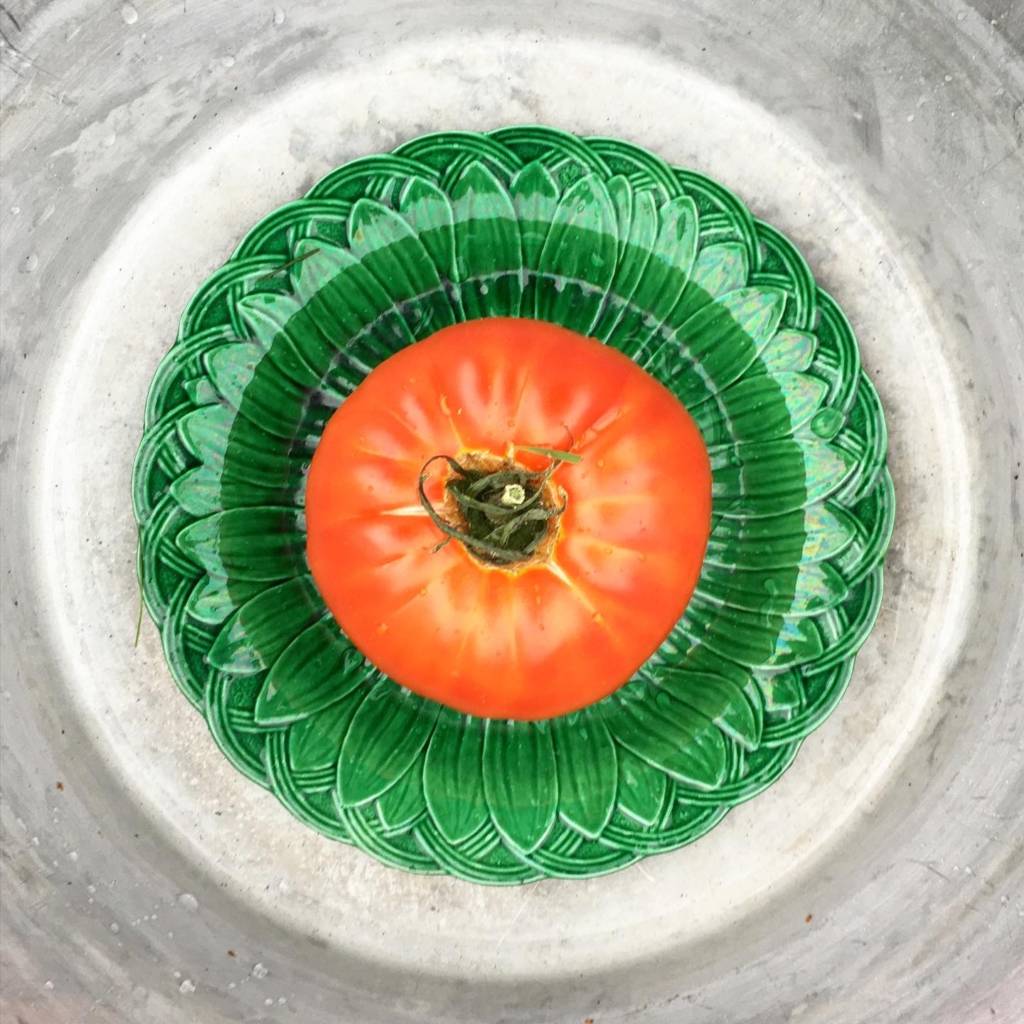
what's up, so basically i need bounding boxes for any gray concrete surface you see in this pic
[2,1,1022,1022]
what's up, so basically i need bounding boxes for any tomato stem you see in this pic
[500,483,527,507]
[418,452,572,566]
[515,444,582,464]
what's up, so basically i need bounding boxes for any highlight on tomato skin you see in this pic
[305,317,712,721]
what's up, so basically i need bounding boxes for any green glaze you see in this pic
[133,126,893,883]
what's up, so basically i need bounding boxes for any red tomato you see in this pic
[306,318,710,720]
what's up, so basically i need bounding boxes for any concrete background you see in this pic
[2,2,1022,1022]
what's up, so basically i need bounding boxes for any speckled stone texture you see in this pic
[2,2,1022,1023]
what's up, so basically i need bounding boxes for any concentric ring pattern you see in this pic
[133,127,893,883]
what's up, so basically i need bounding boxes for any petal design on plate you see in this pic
[170,460,304,518]
[178,403,308,472]
[347,197,456,335]
[168,466,226,517]
[176,507,305,580]
[376,751,428,832]
[451,161,523,319]
[337,681,440,807]
[181,375,219,407]
[592,178,657,343]
[657,669,761,751]
[551,711,617,839]
[711,439,858,518]
[509,160,560,315]
[287,686,369,775]
[605,684,728,791]
[254,617,373,725]
[603,186,661,344]
[758,671,804,713]
[807,408,846,442]
[534,173,618,333]
[235,292,323,389]
[208,574,323,675]
[613,194,699,359]
[693,372,828,446]
[143,324,235,426]
[649,287,787,408]
[483,720,558,854]
[660,647,767,736]
[704,503,856,569]
[755,328,817,374]
[683,595,824,670]
[672,241,750,323]
[173,405,307,514]
[695,559,849,618]
[203,342,308,440]
[605,174,635,244]
[645,650,743,746]
[615,746,669,827]
[184,575,268,626]
[290,236,411,357]
[397,177,458,285]
[423,711,488,846]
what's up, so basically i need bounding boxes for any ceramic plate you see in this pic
[134,127,892,883]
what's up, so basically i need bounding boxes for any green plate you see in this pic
[133,126,893,883]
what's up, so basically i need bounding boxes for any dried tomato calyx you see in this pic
[417,451,571,567]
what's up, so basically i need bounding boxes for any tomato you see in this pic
[305,318,711,720]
